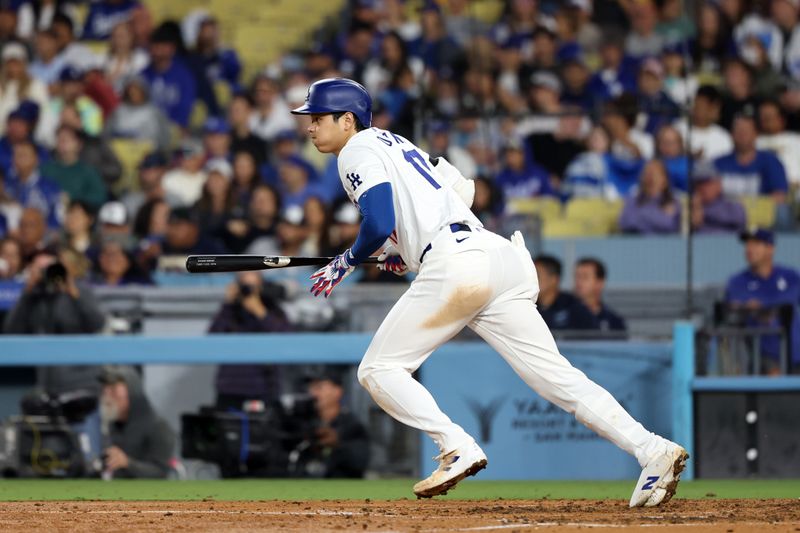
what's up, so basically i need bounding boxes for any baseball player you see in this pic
[292,78,687,506]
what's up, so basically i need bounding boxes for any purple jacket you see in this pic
[619,195,681,234]
[695,197,746,234]
[209,301,291,403]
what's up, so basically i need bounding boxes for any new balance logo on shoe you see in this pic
[443,455,460,472]
[642,476,659,490]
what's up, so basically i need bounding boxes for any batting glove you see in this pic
[310,249,356,298]
[377,245,408,276]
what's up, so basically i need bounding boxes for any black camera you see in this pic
[0,390,98,478]
[32,261,68,295]
[180,394,317,478]
[237,281,255,298]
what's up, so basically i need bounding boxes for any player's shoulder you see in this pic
[774,265,800,282]
[726,269,751,288]
[339,129,386,163]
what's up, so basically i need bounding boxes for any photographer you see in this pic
[304,372,369,478]
[4,247,106,396]
[210,271,291,409]
[99,366,175,479]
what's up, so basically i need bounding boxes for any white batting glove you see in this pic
[377,245,408,276]
[511,230,525,248]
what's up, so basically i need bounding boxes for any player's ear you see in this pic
[345,112,356,131]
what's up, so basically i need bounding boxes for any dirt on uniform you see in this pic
[0,498,798,532]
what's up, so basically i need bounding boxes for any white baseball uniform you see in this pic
[339,127,668,467]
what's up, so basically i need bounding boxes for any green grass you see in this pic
[0,479,797,501]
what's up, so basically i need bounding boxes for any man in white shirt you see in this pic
[673,85,733,160]
[162,140,207,206]
[248,74,295,142]
[756,99,800,187]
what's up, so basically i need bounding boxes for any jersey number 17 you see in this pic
[403,149,441,190]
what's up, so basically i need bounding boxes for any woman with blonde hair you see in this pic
[0,42,48,136]
[104,21,149,94]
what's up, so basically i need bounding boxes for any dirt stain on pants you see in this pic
[422,285,492,329]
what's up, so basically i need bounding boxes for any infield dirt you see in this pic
[1,498,798,532]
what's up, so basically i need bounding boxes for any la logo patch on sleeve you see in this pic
[346,172,363,191]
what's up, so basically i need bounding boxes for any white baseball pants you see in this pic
[357,228,667,468]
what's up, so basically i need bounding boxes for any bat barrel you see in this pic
[185,255,267,273]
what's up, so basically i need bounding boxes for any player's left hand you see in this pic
[310,249,356,297]
[377,245,408,276]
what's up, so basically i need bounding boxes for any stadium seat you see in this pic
[506,197,562,222]
[543,217,608,238]
[109,138,155,196]
[564,198,624,233]
[741,196,776,229]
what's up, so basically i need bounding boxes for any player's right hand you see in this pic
[377,245,408,276]
[310,249,356,297]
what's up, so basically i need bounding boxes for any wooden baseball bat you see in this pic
[185,255,380,273]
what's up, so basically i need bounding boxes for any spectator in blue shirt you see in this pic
[533,254,597,332]
[5,142,62,228]
[276,156,324,210]
[574,257,627,333]
[714,113,788,202]
[29,29,66,89]
[0,102,48,175]
[619,159,681,234]
[141,25,197,129]
[636,58,681,135]
[190,16,241,96]
[725,228,800,373]
[562,126,619,200]
[559,55,594,113]
[655,125,689,192]
[494,139,554,200]
[587,35,638,103]
[81,0,140,41]
[410,1,464,74]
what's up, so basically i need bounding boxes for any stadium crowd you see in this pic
[0,0,798,293]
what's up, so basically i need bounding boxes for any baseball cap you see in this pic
[739,227,774,245]
[418,0,441,13]
[59,65,84,82]
[169,207,200,224]
[178,138,205,158]
[427,120,450,135]
[641,57,664,78]
[205,157,232,179]
[530,71,562,93]
[691,160,719,182]
[98,201,128,226]
[139,151,169,169]
[203,116,230,135]
[2,42,27,62]
[8,100,40,124]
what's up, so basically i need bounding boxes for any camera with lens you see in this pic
[32,261,68,296]
[180,393,318,478]
[0,390,98,478]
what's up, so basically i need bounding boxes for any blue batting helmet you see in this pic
[290,78,372,128]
